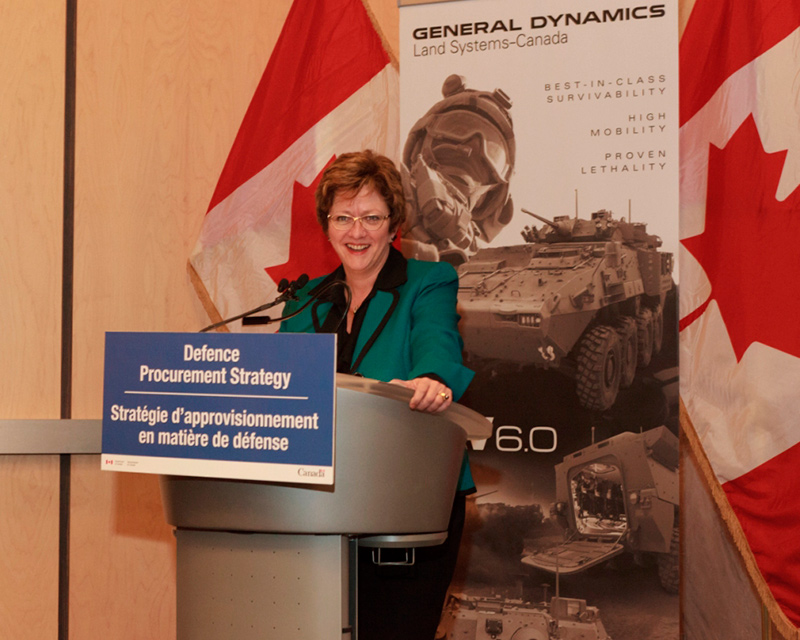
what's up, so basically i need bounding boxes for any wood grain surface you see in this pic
[0,0,64,419]
[0,1,65,637]
[0,456,60,640]
[69,456,176,639]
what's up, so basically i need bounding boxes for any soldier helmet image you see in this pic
[402,74,515,265]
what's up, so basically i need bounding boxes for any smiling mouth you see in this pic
[346,244,370,251]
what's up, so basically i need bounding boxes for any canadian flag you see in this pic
[189,0,399,327]
[680,0,800,629]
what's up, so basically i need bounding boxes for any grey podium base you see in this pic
[176,530,351,640]
[175,529,449,640]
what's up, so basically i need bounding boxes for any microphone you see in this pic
[282,273,309,298]
[259,277,352,331]
[199,274,310,332]
[240,274,309,327]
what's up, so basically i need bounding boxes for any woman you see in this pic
[280,150,474,639]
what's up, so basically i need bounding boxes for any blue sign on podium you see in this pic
[101,332,337,484]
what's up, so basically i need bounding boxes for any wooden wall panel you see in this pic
[69,456,175,639]
[72,0,294,419]
[0,0,65,418]
[679,0,697,39]
[366,0,399,58]
[0,1,64,639]
[70,2,297,639]
[0,456,60,640]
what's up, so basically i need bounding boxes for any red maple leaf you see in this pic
[681,115,800,361]
[265,159,341,285]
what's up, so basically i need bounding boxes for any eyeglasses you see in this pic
[327,214,390,231]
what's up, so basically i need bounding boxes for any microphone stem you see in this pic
[199,295,288,333]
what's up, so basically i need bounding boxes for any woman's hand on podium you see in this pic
[388,377,452,414]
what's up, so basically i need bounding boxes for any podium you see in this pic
[160,374,491,640]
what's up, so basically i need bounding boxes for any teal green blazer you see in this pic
[280,249,475,491]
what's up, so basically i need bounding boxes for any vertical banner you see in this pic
[399,1,680,638]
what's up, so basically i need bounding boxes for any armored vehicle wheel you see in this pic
[652,304,664,355]
[613,317,638,388]
[635,307,654,367]
[575,325,622,411]
[657,526,679,594]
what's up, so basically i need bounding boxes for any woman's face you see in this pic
[327,186,393,282]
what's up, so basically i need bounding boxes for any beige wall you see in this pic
[1,0,64,419]
[1,0,65,638]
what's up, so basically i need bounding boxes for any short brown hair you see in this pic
[315,150,406,233]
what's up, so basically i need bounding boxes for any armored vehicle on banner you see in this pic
[437,592,611,640]
[457,208,674,411]
[521,426,679,593]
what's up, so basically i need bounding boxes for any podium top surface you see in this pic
[335,373,491,440]
[0,375,491,456]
